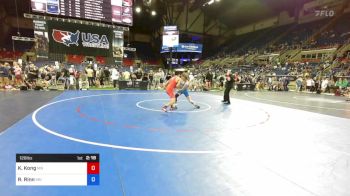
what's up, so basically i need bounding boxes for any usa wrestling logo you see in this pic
[52,29,80,47]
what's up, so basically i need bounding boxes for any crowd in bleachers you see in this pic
[0,60,170,91]
[207,13,350,61]
[1,58,349,101]
[191,12,350,98]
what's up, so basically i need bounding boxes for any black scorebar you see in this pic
[31,0,133,25]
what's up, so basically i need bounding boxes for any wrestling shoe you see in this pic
[162,106,168,112]
[170,106,178,111]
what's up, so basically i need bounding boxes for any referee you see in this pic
[222,70,234,105]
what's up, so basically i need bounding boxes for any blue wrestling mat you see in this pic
[1,90,350,196]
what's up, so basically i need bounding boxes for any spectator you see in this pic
[85,65,94,87]
[205,70,213,90]
[306,77,314,92]
[111,67,120,88]
[283,77,289,91]
[68,65,76,87]
[268,77,273,91]
[75,71,81,90]
[49,65,57,87]
[321,77,329,93]
[79,72,89,90]
[296,76,303,92]
[159,68,165,88]
[135,68,143,81]
[218,74,225,90]
[14,63,23,87]
[27,64,38,84]
[8,63,15,86]
[142,73,149,82]
[148,70,154,89]
[123,70,131,81]
[0,62,10,89]
[222,69,234,105]
[336,77,348,90]
[104,67,110,86]
[61,65,70,89]
[189,72,194,82]
[153,70,161,89]
[97,67,105,87]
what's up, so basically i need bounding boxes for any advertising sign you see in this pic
[48,21,113,56]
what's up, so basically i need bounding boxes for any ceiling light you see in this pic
[203,0,215,6]
[151,10,156,16]
[135,7,141,13]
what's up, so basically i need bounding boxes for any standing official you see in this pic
[222,70,234,105]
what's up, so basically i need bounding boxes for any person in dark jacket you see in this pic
[222,70,234,104]
[0,62,10,88]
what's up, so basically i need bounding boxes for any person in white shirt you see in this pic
[310,78,315,92]
[159,68,165,88]
[321,77,329,93]
[123,70,130,81]
[306,77,314,92]
[68,65,76,86]
[153,71,161,89]
[268,77,273,91]
[93,64,98,71]
[189,72,194,81]
[111,67,120,88]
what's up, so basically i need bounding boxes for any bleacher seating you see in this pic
[207,13,350,60]
[0,50,23,61]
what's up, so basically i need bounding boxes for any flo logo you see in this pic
[315,10,335,17]
[52,29,80,47]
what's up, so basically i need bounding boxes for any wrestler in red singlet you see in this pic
[162,75,181,112]
[165,76,178,98]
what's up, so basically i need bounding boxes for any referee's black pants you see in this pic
[223,86,232,103]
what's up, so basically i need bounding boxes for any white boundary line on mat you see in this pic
[32,92,225,154]
[136,99,212,113]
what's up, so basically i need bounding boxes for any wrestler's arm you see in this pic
[175,77,182,88]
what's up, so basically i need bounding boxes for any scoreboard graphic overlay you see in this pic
[16,154,100,186]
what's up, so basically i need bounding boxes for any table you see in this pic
[118,80,148,90]
[236,83,255,91]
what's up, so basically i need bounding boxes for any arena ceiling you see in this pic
[0,0,337,33]
[193,0,313,28]
[133,0,316,35]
